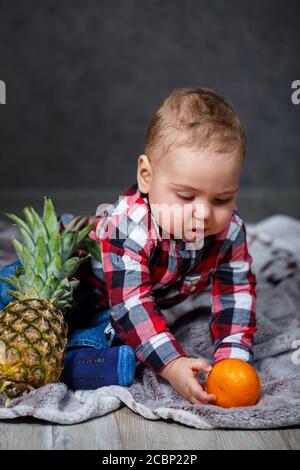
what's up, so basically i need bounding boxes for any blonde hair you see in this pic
[145,87,245,164]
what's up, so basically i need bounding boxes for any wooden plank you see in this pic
[278,428,300,450]
[114,407,217,450]
[0,412,299,450]
[0,418,50,450]
[0,413,123,450]
[213,429,289,450]
[43,414,123,450]
[114,408,295,450]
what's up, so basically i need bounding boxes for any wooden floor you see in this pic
[0,407,299,450]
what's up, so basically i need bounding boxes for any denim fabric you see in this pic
[63,307,136,389]
[0,260,22,310]
[61,344,136,389]
[66,307,112,350]
[66,306,125,350]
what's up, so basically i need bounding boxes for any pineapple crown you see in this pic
[0,197,102,313]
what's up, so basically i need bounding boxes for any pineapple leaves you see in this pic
[65,216,89,232]
[23,207,35,232]
[5,213,33,242]
[6,289,24,301]
[50,278,80,302]
[36,235,50,265]
[4,198,102,309]
[11,238,23,264]
[50,288,70,302]
[49,232,61,257]
[0,275,20,290]
[47,254,62,280]
[50,287,73,303]
[0,274,40,299]
[36,254,47,281]
[32,274,45,292]
[63,257,85,278]
[63,216,81,232]
[69,279,80,290]
[23,264,35,286]
[39,274,59,299]
[9,276,39,299]
[20,244,36,285]
[30,207,48,241]
[53,300,72,311]
[61,231,78,262]
[22,245,35,270]
[19,228,35,254]
[79,239,102,262]
[77,223,95,244]
[43,197,58,238]
[56,278,71,290]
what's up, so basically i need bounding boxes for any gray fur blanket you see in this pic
[0,214,300,429]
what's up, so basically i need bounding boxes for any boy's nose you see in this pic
[193,204,210,225]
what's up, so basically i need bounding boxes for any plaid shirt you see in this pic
[60,182,257,375]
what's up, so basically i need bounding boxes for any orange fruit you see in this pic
[206,358,261,408]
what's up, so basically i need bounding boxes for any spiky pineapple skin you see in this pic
[0,298,68,397]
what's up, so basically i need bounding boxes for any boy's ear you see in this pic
[137,154,153,194]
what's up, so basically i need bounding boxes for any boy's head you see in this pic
[137,87,245,242]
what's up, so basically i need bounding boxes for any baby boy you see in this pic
[0,87,257,404]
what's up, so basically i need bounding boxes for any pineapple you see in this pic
[0,197,101,400]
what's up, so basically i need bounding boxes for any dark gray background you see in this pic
[0,0,299,220]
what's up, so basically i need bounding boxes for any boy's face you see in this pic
[137,144,242,242]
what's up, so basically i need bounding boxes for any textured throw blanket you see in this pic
[0,214,300,429]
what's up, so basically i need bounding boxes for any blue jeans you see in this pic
[63,307,136,389]
[66,307,120,350]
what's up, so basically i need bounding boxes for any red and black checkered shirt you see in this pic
[60,182,257,375]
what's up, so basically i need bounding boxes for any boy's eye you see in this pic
[175,192,234,203]
[176,193,195,201]
[214,198,232,204]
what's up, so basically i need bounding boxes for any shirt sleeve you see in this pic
[100,226,186,375]
[210,220,257,364]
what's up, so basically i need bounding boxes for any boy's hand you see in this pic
[159,356,216,405]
